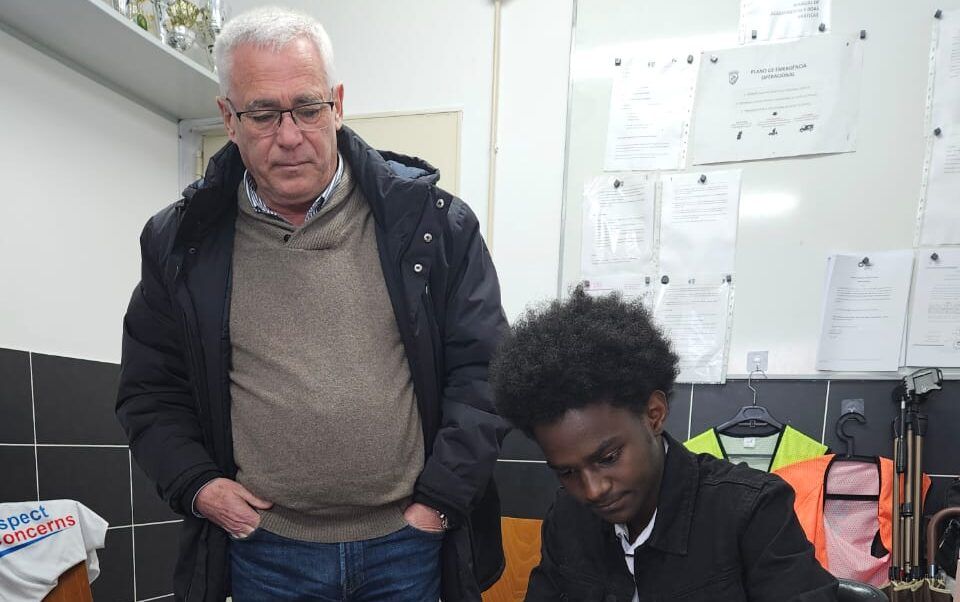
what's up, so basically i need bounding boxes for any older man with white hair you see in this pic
[116,6,507,601]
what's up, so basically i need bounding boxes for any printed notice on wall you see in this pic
[660,170,742,275]
[604,54,698,171]
[906,249,960,367]
[580,174,657,283]
[690,35,862,164]
[739,0,832,44]
[920,10,960,245]
[815,251,913,372]
[654,277,733,383]
[583,276,658,311]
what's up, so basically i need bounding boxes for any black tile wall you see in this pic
[7,348,184,601]
[0,348,33,444]
[92,527,134,602]
[494,461,560,520]
[496,377,960,523]
[498,383,693,462]
[824,380,899,458]
[689,379,829,441]
[913,380,960,476]
[37,447,132,527]
[134,523,179,600]
[665,383,692,439]
[925,476,955,519]
[0,446,37,502]
[132,461,179,524]
[501,429,544,461]
[32,353,125,445]
[4,346,959,600]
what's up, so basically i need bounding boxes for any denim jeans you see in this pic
[229,524,443,601]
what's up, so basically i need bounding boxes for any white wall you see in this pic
[492,0,573,320]
[224,0,573,318]
[1,1,576,363]
[0,27,180,363]
[226,0,496,233]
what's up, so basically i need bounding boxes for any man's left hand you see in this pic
[403,502,445,533]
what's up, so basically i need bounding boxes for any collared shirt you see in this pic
[615,439,667,602]
[615,513,655,602]
[243,152,344,224]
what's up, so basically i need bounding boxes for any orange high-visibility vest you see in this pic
[774,455,931,572]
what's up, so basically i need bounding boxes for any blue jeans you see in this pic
[229,524,443,601]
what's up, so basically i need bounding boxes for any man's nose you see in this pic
[275,111,303,146]
[581,471,611,504]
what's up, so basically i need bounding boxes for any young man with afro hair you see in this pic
[490,288,837,601]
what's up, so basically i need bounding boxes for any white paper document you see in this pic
[906,249,960,367]
[815,251,914,371]
[931,10,960,128]
[660,170,742,275]
[739,0,831,44]
[604,55,698,171]
[580,174,657,281]
[583,276,658,311]
[691,35,862,164]
[921,133,960,244]
[654,278,733,383]
[920,10,960,245]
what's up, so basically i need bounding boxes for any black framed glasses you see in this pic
[226,98,336,136]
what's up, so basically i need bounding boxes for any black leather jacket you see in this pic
[526,433,838,602]
[116,126,508,601]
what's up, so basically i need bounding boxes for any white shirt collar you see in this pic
[243,152,344,223]
[614,437,669,555]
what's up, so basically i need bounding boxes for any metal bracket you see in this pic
[746,351,768,373]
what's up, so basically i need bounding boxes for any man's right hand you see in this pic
[194,478,273,538]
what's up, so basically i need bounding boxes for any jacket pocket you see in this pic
[663,567,745,601]
[557,566,609,601]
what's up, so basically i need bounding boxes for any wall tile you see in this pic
[925,476,957,519]
[688,379,828,444]
[134,522,179,600]
[0,349,34,444]
[499,383,692,461]
[501,429,543,461]
[132,460,180,524]
[33,354,125,445]
[916,380,960,476]
[0,447,37,502]
[92,526,134,602]
[495,461,559,520]
[665,383,692,440]
[824,380,899,459]
[37,447,131,527]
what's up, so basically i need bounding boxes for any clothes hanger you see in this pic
[715,368,784,434]
[826,411,879,501]
[832,412,876,464]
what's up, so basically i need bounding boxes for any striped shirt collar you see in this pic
[243,152,344,223]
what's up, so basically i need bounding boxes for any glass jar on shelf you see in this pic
[115,0,161,39]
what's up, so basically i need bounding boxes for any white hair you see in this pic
[213,6,339,97]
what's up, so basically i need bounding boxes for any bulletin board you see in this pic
[558,0,960,378]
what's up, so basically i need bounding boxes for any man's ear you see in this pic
[332,83,344,130]
[217,97,238,142]
[645,390,669,435]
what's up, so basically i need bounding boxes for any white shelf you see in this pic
[0,0,220,121]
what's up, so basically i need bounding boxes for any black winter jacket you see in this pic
[116,126,508,601]
[526,433,838,602]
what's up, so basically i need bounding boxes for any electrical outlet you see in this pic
[746,351,768,373]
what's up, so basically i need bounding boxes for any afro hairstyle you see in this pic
[490,286,679,437]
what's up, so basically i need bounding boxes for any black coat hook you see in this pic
[836,412,866,457]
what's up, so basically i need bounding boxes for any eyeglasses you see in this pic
[226,98,336,136]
